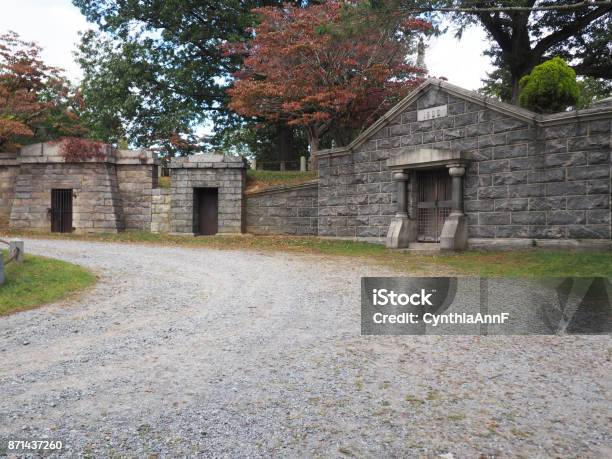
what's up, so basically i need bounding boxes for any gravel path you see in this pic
[0,239,610,458]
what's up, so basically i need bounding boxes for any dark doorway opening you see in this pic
[194,188,219,235]
[416,169,452,242]
[51,189,73,233]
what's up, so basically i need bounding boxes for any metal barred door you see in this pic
[416,169,452,242]
[51,189,73,233]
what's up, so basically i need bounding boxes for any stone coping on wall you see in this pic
[386,148,470,170]
[245,179,319,197]
[168,152,247,169]
[314,78,612,159]
[1,142,159,165]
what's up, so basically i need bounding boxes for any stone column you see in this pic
[440,164,468,250]
[448,165,465,215]
[386,171,416,248]
[394,171,409,217]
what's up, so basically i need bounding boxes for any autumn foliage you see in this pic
[0,31,87,152]
[226,1,430,153]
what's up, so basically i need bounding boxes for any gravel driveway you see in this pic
[0,239,610,458]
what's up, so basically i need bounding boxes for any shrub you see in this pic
[519,57,580,113]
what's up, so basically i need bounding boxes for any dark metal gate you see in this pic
[194,188,219,235]
[51,189,73,233]
[416,169,452,242]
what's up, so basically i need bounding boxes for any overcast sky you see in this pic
[1,0,494,89]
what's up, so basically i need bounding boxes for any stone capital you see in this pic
[392,171,410,182]
[447,165,466,177]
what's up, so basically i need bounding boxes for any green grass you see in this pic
[246,170,318,192]
[0,250,97,316]
[2,230,611,277]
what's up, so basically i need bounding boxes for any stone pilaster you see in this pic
[386,171,416,248]
[440,164,468,250]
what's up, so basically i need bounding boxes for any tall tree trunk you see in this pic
[277,123,294,171]
[306,126,319,170]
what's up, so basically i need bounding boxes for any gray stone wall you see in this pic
[116,163,156,231]
[151,188,171,233]
[2,143,159,233]
[0,154,19,227]
[9,162,124,233]
[317,85,611,240]
[245,181,318,235]
[169,154,246,234]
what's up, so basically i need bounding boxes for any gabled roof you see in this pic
[316,78,612,158]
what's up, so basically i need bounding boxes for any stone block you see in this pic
[448,102,465,115]
[443,128,464,140]
[547,181,587,196]
[390,124,410,136]
[479,212,510,225]
[452,112,477,128]
[410,120,433,133]
[479,160,509,174]
[567,165,609,181]
[529,226,565,239]
[586,151,609,164]
[587,180,610,194]
[496,225,529,238]
[466,122,493,136]
[528,169,565,183]
[465,200,494,212]
[493,144,528,159]
[468,225,496,238]
[588,209,611,224]
[494,198,528,211]
[478,186,508,199]
[434,117,454,129]
[567,225,610,239]
[511,211,546,225]
[478,133,506,148]
[416,88,448,109]
[450,138,478,152]
[567,195,609,210]
[528,197,566,211]
[547,210,586,225]
[493,118,527,132]
[542,124,577,140]
[507,129,536,143]
[568,134,609,151]
[493,172,528,186]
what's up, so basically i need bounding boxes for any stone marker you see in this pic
[300,156,307,172]
[9,240,24,262]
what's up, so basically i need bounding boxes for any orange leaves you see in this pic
[0,118,33,138]
[226,0,429,138]
[0,31,87,150]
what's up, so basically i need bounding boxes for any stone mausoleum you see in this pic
[315,79,611,249]
[0,79,610,250]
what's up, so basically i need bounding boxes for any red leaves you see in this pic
[226,1,428,139]
[53,137,107,162]
[0,31,87,151]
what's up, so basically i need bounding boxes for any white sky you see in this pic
[0,0,493,89]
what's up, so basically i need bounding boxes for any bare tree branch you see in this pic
[400,0,612,14]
